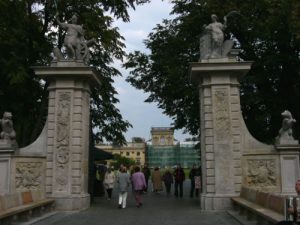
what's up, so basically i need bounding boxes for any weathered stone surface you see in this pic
[33,61,100,210]
[0,158,10,194]
[190,60,254,210]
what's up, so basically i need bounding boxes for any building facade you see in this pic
[96,142,146,165]
[151,127,175,146]
[96,127,200,168]
[147,127,200,168]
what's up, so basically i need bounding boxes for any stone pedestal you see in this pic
[0,146,16,194]
[275,145,300,194]
[34,60,101,210]
[0,155,11,194]
[190,60,252,210]
[0,140,16,152]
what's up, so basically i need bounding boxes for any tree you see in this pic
[124,0,300,143]
[132,137,145,143]
[111,154,136,170]
[0,0,150,147]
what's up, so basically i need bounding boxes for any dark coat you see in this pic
[162,171,173,184]
[174,168,185,183]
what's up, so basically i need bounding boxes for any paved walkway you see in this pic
[29,182,241,225]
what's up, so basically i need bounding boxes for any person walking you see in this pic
[194,165,202,197]
[131,166,147,208]
[103,167,116,200]
[174,164,185,198]
[162,167,173,196]
[152,167,163,193]
[142,164,151,193]
[189,164,197,198]
[116,166,131,209]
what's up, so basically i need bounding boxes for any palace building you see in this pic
[147,127,199,168]
[96,127,199,168]
[96,140,146,165]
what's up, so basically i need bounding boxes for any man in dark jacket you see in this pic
[142,164,151,193]
[174,164,185,198]
[189,164,197,198]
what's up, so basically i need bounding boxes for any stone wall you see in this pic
[190,60,300,210]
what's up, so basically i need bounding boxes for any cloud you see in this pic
[112,1,190,142]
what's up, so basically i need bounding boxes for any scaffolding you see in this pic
[147,143,200,168]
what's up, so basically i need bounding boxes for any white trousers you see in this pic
[118,192,128,208]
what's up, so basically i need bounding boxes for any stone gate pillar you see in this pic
[190,60,252,210]
[34,60,101,210]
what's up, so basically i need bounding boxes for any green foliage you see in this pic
[111,153,136,169]
[131,137,144,143]
[124,0,300,143]
[0,0,150,146]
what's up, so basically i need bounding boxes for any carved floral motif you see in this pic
[16,162,42,190]
[213,89,230,141]
[55,92,71,189]
[247,159,276,187]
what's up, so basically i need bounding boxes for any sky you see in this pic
[112,1,191,142]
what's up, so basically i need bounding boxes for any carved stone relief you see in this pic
[55,92,71,190]
[213,88,230,141]
[16,162,42,191]
[246,159,276,187]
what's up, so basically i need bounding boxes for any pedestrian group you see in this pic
[101,163,202,209]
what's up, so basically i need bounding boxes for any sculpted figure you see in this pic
[203,14,226,58]
[55,14,95,63]
[279,110,296,138]
[0,112,16,142]
[276,110,298,144]
[199,12,240,60]
[56,14,84,59]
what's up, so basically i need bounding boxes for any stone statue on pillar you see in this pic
[33,12,101,209]
[276,110,298,145]
[0,112,17,149]
[199,12,240,61]
[54,13,95,64]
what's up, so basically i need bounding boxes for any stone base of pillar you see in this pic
[200,194,238,210]
[53,194,90,211]
[275,145,300,194]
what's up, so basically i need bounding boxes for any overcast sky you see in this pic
[112,1,191,142]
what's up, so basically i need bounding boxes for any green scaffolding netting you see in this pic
[146,144,200,168]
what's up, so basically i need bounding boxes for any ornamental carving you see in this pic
[54,14,95,64]
[16,162,42,191]
[247,159,276,187]
[55,92,71,188]
[213,89,230,141]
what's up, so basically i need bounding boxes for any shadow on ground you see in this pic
[30,181,241,225]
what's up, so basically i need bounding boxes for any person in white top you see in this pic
[103,167,116,200]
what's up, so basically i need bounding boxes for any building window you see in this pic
[120,152,123,155]
[132,152,134,154]
[167,136,172,145]
[153,137,159,145]
[160,136,166,145]
[126,152,129,156]
[137,152,140,156]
